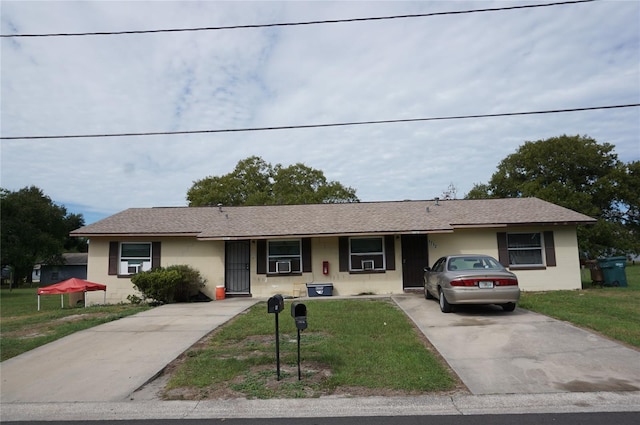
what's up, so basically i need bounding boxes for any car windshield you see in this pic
[448,257,503,271]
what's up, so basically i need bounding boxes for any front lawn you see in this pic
[519,264,640,348]
[164,298,458,399]
[0,287,150,361]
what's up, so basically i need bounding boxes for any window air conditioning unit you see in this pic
[362,260,375,270]
[276,261,292,274]
[128,264,142,274]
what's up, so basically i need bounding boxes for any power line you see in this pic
[2,103,636,141]
[1,0,595,38]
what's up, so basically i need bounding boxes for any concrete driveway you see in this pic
[393,294,640,395]
[0,299,259,403]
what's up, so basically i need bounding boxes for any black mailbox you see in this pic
[267,294,284,314]
[291,302,307,330]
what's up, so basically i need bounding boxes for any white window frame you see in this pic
[267,239,302,274]
[119,242,152,275]
[349,236,386,272]
[507,232,544,267]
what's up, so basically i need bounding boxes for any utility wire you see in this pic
[1,0,595,38]
[2,104,636,141]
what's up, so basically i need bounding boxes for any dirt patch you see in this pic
[55,314,87,322]
[2,312,110,340]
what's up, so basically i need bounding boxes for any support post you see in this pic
[297,328,302,380]
[275,312,280,381]
[267,294,284,381]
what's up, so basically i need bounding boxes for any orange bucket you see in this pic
[215,286,226,300]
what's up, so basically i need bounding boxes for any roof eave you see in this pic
[70,232,201,238]
[197,228,455,241]
[451,220,596,229]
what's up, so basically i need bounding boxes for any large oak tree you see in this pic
[1,186,86,285]
[466,135,638,258]
[187,156,359,206]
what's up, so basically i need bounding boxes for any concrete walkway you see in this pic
[0,299,259,403]
[393,294,640,394]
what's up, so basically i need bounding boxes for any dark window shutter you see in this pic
[544,231,557,267]
[108,242,118,275]
[302,238,312,273]
[385,235,396,270]
[257,240,266,274]
[339,237,349,272]
[152,242,161,269]
[497,233,509,267]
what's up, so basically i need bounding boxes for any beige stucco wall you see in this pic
[249,236,404,298]
[85,237,224,305]
[427,227,582,291]
[86,225,582,304]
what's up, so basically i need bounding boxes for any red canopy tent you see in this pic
[37,278,107,310]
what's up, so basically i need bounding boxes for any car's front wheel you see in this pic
[439,288,452,313]
[501,302,516,312]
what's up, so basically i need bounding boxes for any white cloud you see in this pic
[1,0,638,223]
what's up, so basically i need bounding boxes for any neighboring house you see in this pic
[31,264,40,283]
[70,198,595,305]
[36,253,88,285]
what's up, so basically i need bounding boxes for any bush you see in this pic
[131,265,206,303]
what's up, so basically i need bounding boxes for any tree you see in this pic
[0,186,86,285]
[187,156,359,206]
[465,135,638,257]
[614,160,639,234]
[63,213,89,253]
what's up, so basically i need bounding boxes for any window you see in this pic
[267,240,301,274]
[507,233,544,266]
[431,257,446,272]
[120,242,152,275]
[448,256,503,271]
[350,237,385,271]
[108,241,160,276]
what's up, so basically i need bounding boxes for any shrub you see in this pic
[131,265,206,303]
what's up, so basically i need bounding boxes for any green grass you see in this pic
[0,287,150,361]
[519,263,640,348]
[165,299,457,399]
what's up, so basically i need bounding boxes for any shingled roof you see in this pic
[71,198,595,240]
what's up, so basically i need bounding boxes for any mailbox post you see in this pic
[267,294,284,381]
[291,302,307,380]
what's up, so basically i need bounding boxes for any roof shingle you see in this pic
[70,198,596,240]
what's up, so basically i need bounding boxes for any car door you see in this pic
[426,257,446,295]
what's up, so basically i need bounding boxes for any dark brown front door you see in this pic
[401,234,429,289]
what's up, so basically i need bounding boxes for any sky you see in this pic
[1,0,639,225]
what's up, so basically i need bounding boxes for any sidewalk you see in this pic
[3,392,640,421]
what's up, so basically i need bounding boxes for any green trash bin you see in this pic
[597,257,628,287]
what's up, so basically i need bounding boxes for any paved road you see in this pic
[393,294,640,394]
[4,412,640,425]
